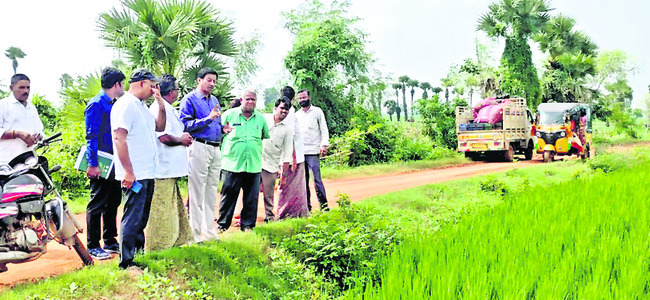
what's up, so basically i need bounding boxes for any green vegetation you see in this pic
[347,151,650,299]
[283,0,371,136]
[4,46,26,74]
[98,0,238,100]
[7,145,649,299]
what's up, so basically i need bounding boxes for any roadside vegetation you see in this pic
[4,148,649,299]
[2,0,650,297]
[347,150,650,299]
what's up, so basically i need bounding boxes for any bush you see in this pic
[586,153,627,173]
[416,96,466,149]
[259,194,400,290]
[47,122,89,199]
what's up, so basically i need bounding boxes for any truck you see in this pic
[456,97,536,162]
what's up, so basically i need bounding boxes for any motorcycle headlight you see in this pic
[559,131,566,137]
[535,131,542,137]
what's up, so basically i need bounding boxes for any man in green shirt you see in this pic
[217,90,270,232]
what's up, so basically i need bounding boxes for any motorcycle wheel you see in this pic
[72,234,94,266]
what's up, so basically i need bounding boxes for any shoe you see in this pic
[88,247,111,260]
[217,226,227,234]
[241,226,254,232]
[103,243,119,254]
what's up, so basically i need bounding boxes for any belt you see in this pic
[194,138,221,147]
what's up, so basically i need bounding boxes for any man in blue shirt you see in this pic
[84,67,125,260]
[179,67,224,242]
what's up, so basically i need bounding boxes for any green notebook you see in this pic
[74,145,114,179]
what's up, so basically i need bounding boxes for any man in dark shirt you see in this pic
[179,67,224,242]
[84,67,125,260]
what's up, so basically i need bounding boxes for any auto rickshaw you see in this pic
[533,103,592,162]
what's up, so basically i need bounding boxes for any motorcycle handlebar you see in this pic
[36,132,62,149]
[44,132,62,144]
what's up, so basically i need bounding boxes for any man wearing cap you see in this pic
[0,73,44,164]
[84,67,125,260]
[111,69,166,270]
[179,67,224,242]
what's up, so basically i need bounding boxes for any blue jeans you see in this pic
[304,154,328,210]
[119,179,154,269]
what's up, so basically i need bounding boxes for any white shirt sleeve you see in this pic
[318,108,329,147]
[111,99,133,133]
[281,127,294,164]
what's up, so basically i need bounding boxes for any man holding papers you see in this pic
[83,67,125,260]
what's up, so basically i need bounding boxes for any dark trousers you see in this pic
[119,179,154,269]
[304,154,328,211]
[86,176,121,249]
[217,171,261,230]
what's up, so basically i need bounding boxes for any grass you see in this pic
[346,150,650,299]
[4,147,649,299]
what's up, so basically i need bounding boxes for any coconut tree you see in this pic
[98,0,237,99]
[407,79,419,116]
[391,83,402,121]
[398,75,410,120]
[5,46,26,74]
[477,0,552,108]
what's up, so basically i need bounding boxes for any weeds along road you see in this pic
[0,146,618,287]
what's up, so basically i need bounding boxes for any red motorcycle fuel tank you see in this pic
[1,174,44,203]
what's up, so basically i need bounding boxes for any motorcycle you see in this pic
[0,133,93,272]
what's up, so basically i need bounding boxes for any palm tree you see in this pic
[533,14,598,103]
[477,0,552,107]
[407,79,419,116]
[465,76,479,106]
[419,82,432,99]
[98,0,237,98]
[5,46,26,74]
[431,87,443,98]
[369,80,386,114]
[392,83,402,121]
[441,77,453,103]
[383,100,397,121]
[398,75,410,120]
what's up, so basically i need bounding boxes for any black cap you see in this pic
[129,69,160,83]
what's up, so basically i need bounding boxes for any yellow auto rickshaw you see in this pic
[533,103,592,162]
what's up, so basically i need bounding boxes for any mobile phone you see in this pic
[131,181,142,193]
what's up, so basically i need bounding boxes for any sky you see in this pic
[0,0,648,109]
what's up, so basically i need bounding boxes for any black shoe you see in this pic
[217,226,227,234]
[241,226,254,232]
[104,243,120,254]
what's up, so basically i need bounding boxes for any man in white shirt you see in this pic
[0,74,43,164]
[111,69,166,270]
[145,75,193,251]
[295,89,330,211]
[260,97,294,222]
